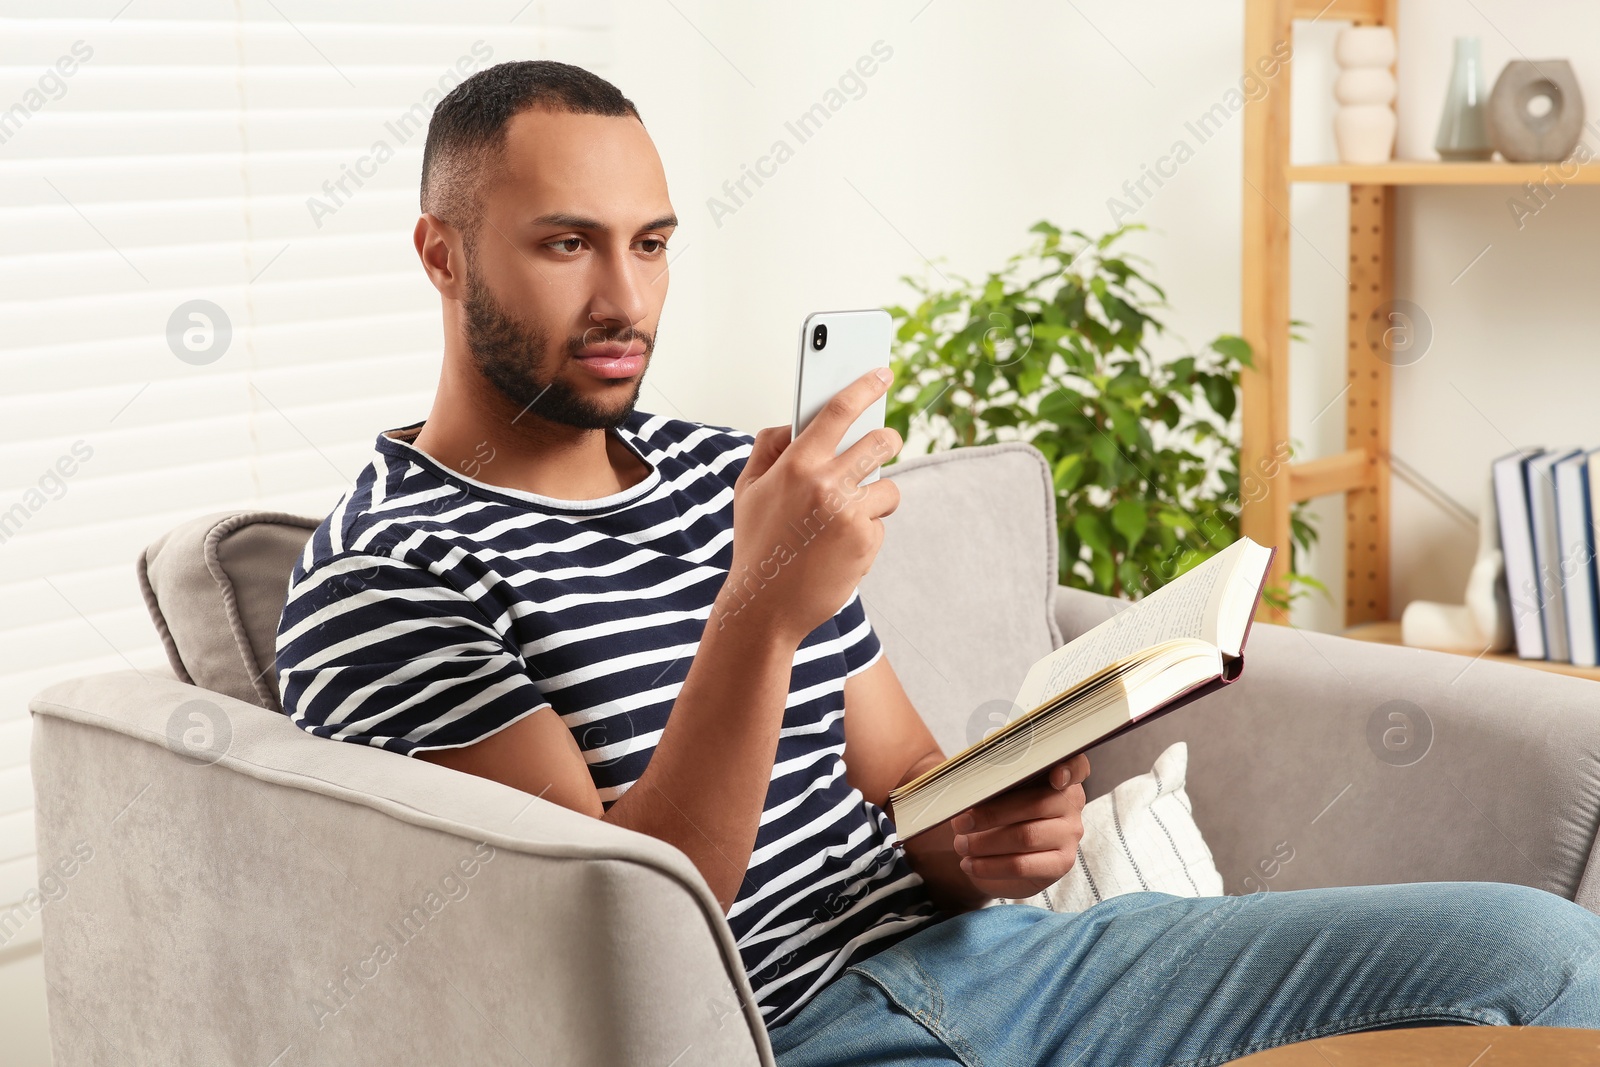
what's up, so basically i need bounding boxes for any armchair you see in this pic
[30,442,1600,1065]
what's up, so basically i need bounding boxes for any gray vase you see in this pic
[1488,59,1585,162]
[1435,37,1494,161]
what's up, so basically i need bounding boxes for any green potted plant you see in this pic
[883,221,1318,611]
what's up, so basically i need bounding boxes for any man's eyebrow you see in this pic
[527,212,678,234]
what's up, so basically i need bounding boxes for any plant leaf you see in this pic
[1111,498,1148,548]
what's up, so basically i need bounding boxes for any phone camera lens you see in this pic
[812,324,827,350]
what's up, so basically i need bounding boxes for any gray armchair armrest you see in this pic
[31,671,771,1067]
[1056,585,1600,909]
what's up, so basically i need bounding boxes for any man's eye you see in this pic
[639,238,667,254]
[549,237,584,254]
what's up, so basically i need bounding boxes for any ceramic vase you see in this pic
[1487,59,1585,162]
[1335,27,1397,165]
[1435,37,1494,161]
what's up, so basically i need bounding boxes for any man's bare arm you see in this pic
[421,610,801,913]
[842,654,992,914]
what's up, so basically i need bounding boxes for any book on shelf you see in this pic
[886,537,1275,845]
[1528,449,1580,663]
[1556,451,1600,669]
[1588,453,1600,663]
[1492,449,1546,660]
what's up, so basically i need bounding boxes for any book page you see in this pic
[1013,541,1244,712]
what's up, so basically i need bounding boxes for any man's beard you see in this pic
[461,261,651,431]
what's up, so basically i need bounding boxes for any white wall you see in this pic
[622,0,1291,601]
[629,2,1254,432]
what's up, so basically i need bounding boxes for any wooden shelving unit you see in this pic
[1240,0,1600,682]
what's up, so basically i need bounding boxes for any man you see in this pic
[275,59,1600,1064]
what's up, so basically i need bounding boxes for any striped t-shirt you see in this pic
[273,409,940,1026]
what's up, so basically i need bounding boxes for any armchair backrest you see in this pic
[858,443,1064,756]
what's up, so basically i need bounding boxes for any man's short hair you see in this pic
[420,60,641,245]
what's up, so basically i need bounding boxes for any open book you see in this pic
[886,537,1275,844]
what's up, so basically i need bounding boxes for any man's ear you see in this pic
[414,212,466,299]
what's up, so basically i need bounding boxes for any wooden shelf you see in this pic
[1288,448,1373,502]
[1344,621,1600,682]
[1291,0,1385,19]
[1291,161,1600,186]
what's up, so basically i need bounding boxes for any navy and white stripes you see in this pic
[274,409,939,1025]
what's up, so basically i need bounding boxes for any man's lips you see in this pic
[573,340,645,379]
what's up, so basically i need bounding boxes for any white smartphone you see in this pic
[791,308,893,485]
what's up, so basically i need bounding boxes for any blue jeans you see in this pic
[766,882,1600,1066]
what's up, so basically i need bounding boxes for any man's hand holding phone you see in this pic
[714,367,902,646]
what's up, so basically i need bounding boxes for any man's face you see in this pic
[462,108,675,430]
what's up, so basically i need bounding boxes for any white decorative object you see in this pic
[987,741,1224,912]
[1401,479,1514,653]
[1334,26,1398,165]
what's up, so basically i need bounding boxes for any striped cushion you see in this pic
[991,741,1223,911]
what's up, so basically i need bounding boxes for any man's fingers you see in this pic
[795,367,892,457]
[737,424,792,487]
[956,776,1080,835]
[956,816,1080,859]
[959,849,1073,884]
[832,425,902,487]
[854,472,901,521]
[1049,753,1091,791]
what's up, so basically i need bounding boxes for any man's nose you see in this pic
[587,250,650,332]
